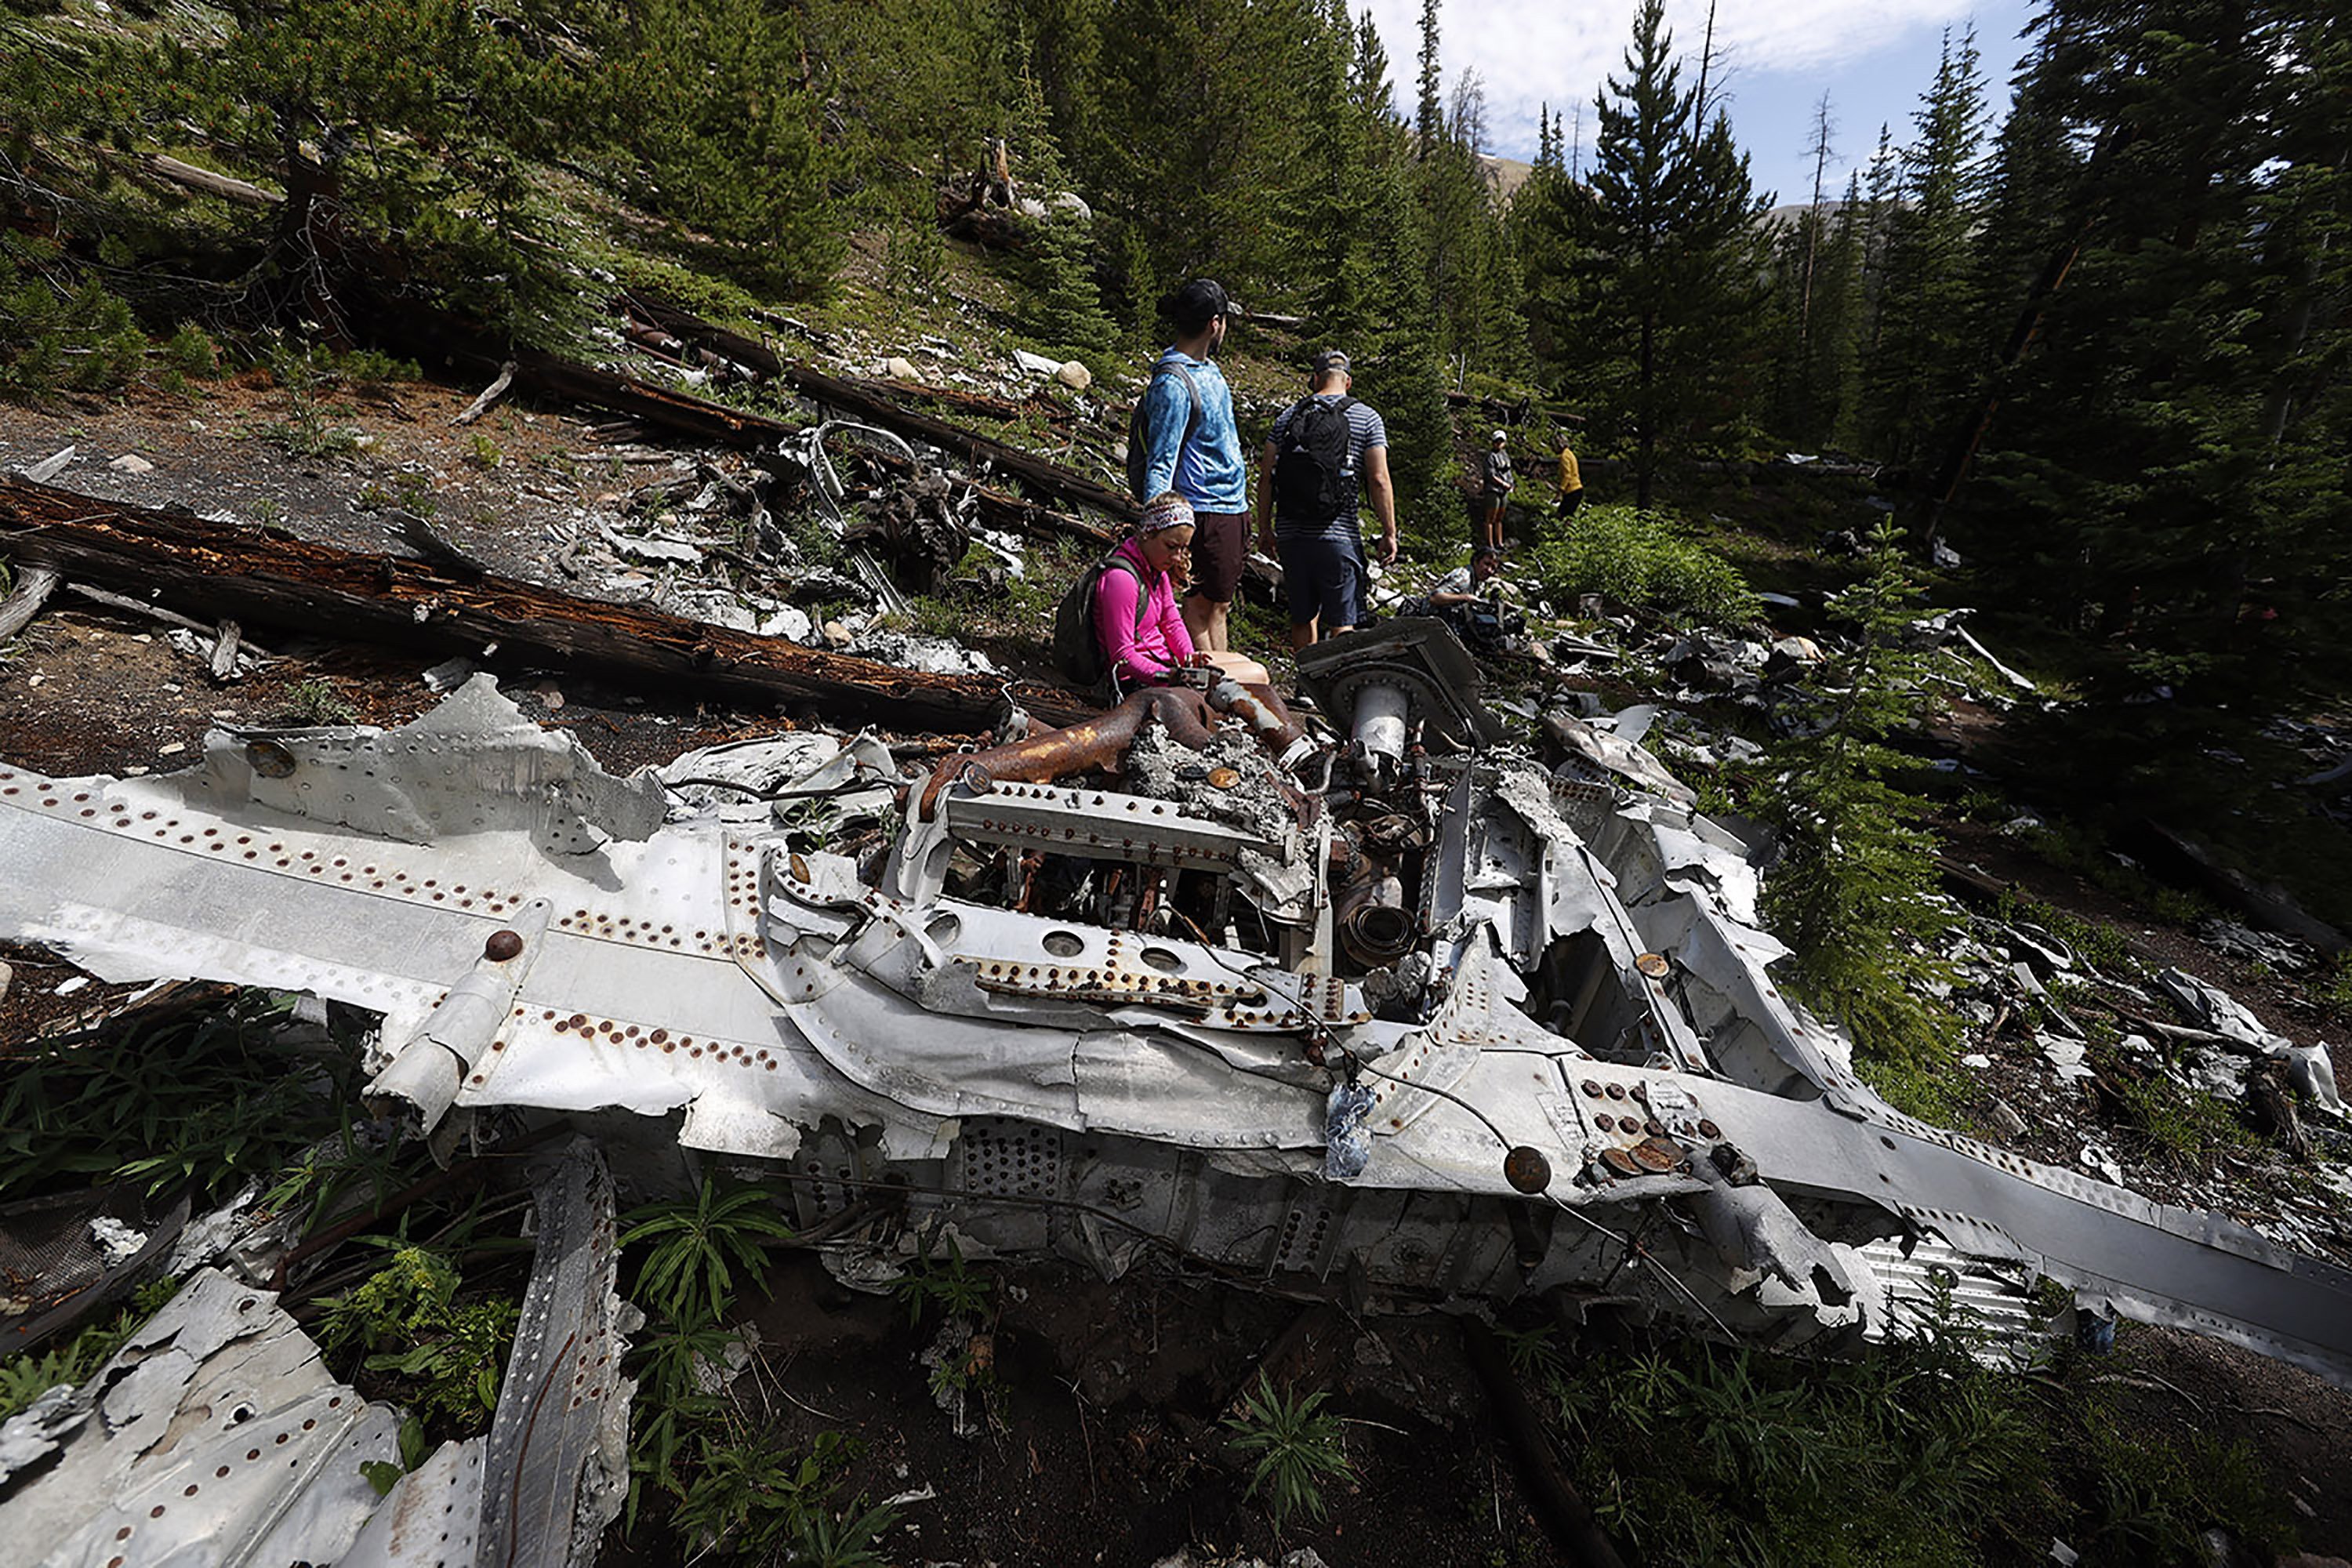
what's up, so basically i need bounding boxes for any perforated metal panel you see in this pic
[958,1119,1065,1200]
[789,1123,866,1227]
[1272,1203,1337,1275]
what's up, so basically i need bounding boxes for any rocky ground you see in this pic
[7,358,2352,1568]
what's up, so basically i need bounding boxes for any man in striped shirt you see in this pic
[1254,348,1396,650]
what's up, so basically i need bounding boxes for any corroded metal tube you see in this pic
[919,680,1312,818]
[919,685,1218,818]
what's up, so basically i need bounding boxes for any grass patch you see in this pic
[1,989,366,1207]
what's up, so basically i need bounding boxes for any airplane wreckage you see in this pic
[3,613,2351,1565]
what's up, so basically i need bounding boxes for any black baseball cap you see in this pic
[1167,278,1232,331]
[1311,347,1350,377]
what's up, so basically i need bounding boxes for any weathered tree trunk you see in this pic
[0,477,1093,733]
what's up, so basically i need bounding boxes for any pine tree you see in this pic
[1551,0,1770,504]
[1756,521,1955,1078]
[622,0,842,299]
[1001,54,1115,365]
[1856,27,1990,467]
[1414,0,1443,156]
[1958,0,2352,749]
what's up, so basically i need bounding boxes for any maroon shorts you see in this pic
[1185,510,1248,603]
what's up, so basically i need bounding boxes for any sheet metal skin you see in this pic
[479,1142,632,1568]
[0,1270,401,1568]
[5,746,2352,1388]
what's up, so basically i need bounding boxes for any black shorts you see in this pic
[1186,510,1248,603]
[1276,532,1363,628]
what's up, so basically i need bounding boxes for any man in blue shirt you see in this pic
[1136,278,1249,653]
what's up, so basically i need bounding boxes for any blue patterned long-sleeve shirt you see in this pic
[1138,349,1247,512]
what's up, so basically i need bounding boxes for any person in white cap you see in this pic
[1480,429,1515,552]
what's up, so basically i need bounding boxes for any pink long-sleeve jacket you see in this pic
[1091,535,1195,687]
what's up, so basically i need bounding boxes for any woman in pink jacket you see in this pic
[1095,493,1269,690]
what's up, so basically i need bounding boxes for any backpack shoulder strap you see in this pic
[1101,552,1150,633]
[1172,362,1203,441]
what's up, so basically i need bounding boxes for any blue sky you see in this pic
[1358,0,2044,206]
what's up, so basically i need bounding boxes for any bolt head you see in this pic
[1504,1145,1552,1194]
[485,930,524,961]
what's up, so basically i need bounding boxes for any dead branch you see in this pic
[1,476,1093,733]
[207,619,241,683]
[0,564,60,641]
[452,361,517,426]
[134,152,281,209]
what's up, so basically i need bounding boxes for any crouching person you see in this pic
[1094,493,1269,691]
[1400,546,1525,655]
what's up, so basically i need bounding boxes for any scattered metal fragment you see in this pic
[478,1141,633,1568]
[0,1269,403,1562]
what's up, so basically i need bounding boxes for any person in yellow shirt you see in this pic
[1555,432,1584,517]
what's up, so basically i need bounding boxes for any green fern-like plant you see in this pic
[891,1233,993,1327]
[619,1174,794,1329]
[1223,1372,1353,1538]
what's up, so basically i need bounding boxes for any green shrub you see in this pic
[619,1173,794,1330]
[319,1244,517,1431]
[1224,1372,1353,1538]
[158,322,222,379]
[0,237,147,399]
[1751,523,1958,1091]
[1530,502,1760,622]
[0,990,362,1206]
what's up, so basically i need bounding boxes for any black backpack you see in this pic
[1273,395,1358,523]
[1126,361,1202,503]
[1051,553,1148,688]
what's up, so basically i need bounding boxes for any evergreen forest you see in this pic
[7,0,2347,800]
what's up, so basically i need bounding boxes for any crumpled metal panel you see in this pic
[479,1141,633,1568]
[940,780,1294,875]
[341,1437,486,1568]
[198,676,666,854]
[2,1269,400,1568]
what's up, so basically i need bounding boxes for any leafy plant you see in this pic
[0,990,361,1205]
[1530,502,1761,623]
[619,1173,794,1330]
[463,431,503,470]
[360,1415,435,1496]
[261,340,364,457]
[0,1278,183,1421]
[891,1232,992,1327]
[1223,1372,1353,1538]
[666,1425,895,1563]
[274,678,359,726]
[318,1243,517,1431]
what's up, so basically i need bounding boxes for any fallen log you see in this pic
[619,292,1141,522]
[0,564,60,641]
[129,152,281,210]
[481,350,1116,552]
[0,477,1094,733]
